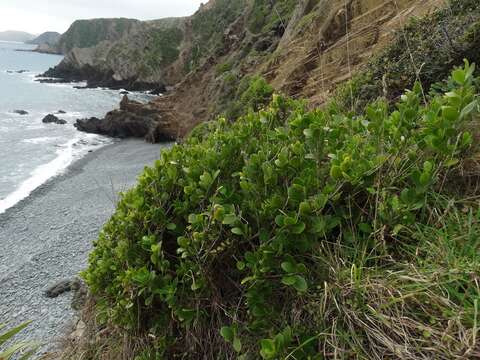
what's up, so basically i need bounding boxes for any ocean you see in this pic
[0,41,150,214]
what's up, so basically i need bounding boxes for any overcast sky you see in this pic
[0,0,205,34]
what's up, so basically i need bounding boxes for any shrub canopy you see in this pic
[85,61,480,359]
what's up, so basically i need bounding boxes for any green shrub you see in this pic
[85,61,480,358]
[223,75,274,120]
[144,27,183,70]
[249,0,298,34]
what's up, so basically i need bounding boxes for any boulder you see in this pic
[148,86,166,95]
[42,114,67,125]
[75,95,178,142]
[45,279,73,298]
[44,277,88,310]
[13,110,28,115]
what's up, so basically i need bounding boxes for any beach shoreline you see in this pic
[0,138,170,356]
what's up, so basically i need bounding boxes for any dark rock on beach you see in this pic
[13,110,28,115]
[148,86,166,95]
[40,63,166,92]
[42,114,67,125]
[36,77,74,84]
[7,70,28,74]
[45,279,74,298]
[75,95,178,142]
[44,277,88,310]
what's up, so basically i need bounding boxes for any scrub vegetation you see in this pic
[59,1,480,359]
[80,61,480,359]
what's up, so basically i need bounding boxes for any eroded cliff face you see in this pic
[47,0,459,141]
[42,18,186,90]
[136,0,447,139]
[43,1,247,90]
[266,0,445,105]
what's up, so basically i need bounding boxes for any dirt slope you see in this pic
[143,0,447,138]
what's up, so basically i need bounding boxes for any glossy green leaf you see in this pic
[281,261,296,273]
[220,326,234,342]
[233,337,242,353]
[232,227,244,235]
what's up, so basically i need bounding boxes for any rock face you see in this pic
[74,96,178,142]
[42,114,67,124]
[41,17,185,90]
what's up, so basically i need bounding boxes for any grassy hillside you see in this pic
[27,31,61,46]
[55,18,140,54]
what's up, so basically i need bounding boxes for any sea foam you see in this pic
[0,134,112,214]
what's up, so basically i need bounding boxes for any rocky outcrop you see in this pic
[13,110,28,115]
[42,114,67,124]
[6,70,28,74]
[74,96,178,142]
[34,43,61,54]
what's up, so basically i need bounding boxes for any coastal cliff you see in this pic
[46,0,480,143]
[27,31,61,46]
[41,17,185,89]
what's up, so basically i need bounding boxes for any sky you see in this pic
[0,0,205,34]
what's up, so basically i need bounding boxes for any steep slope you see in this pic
[56,18,141,54]
[37,18,141,55]
[59,1,480,358]
[50,0,480,142]
[43,1,248,91]
[27,31,61,46]
[0,30,35,43]
[43,17,186,89]
[91,0,447,140]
